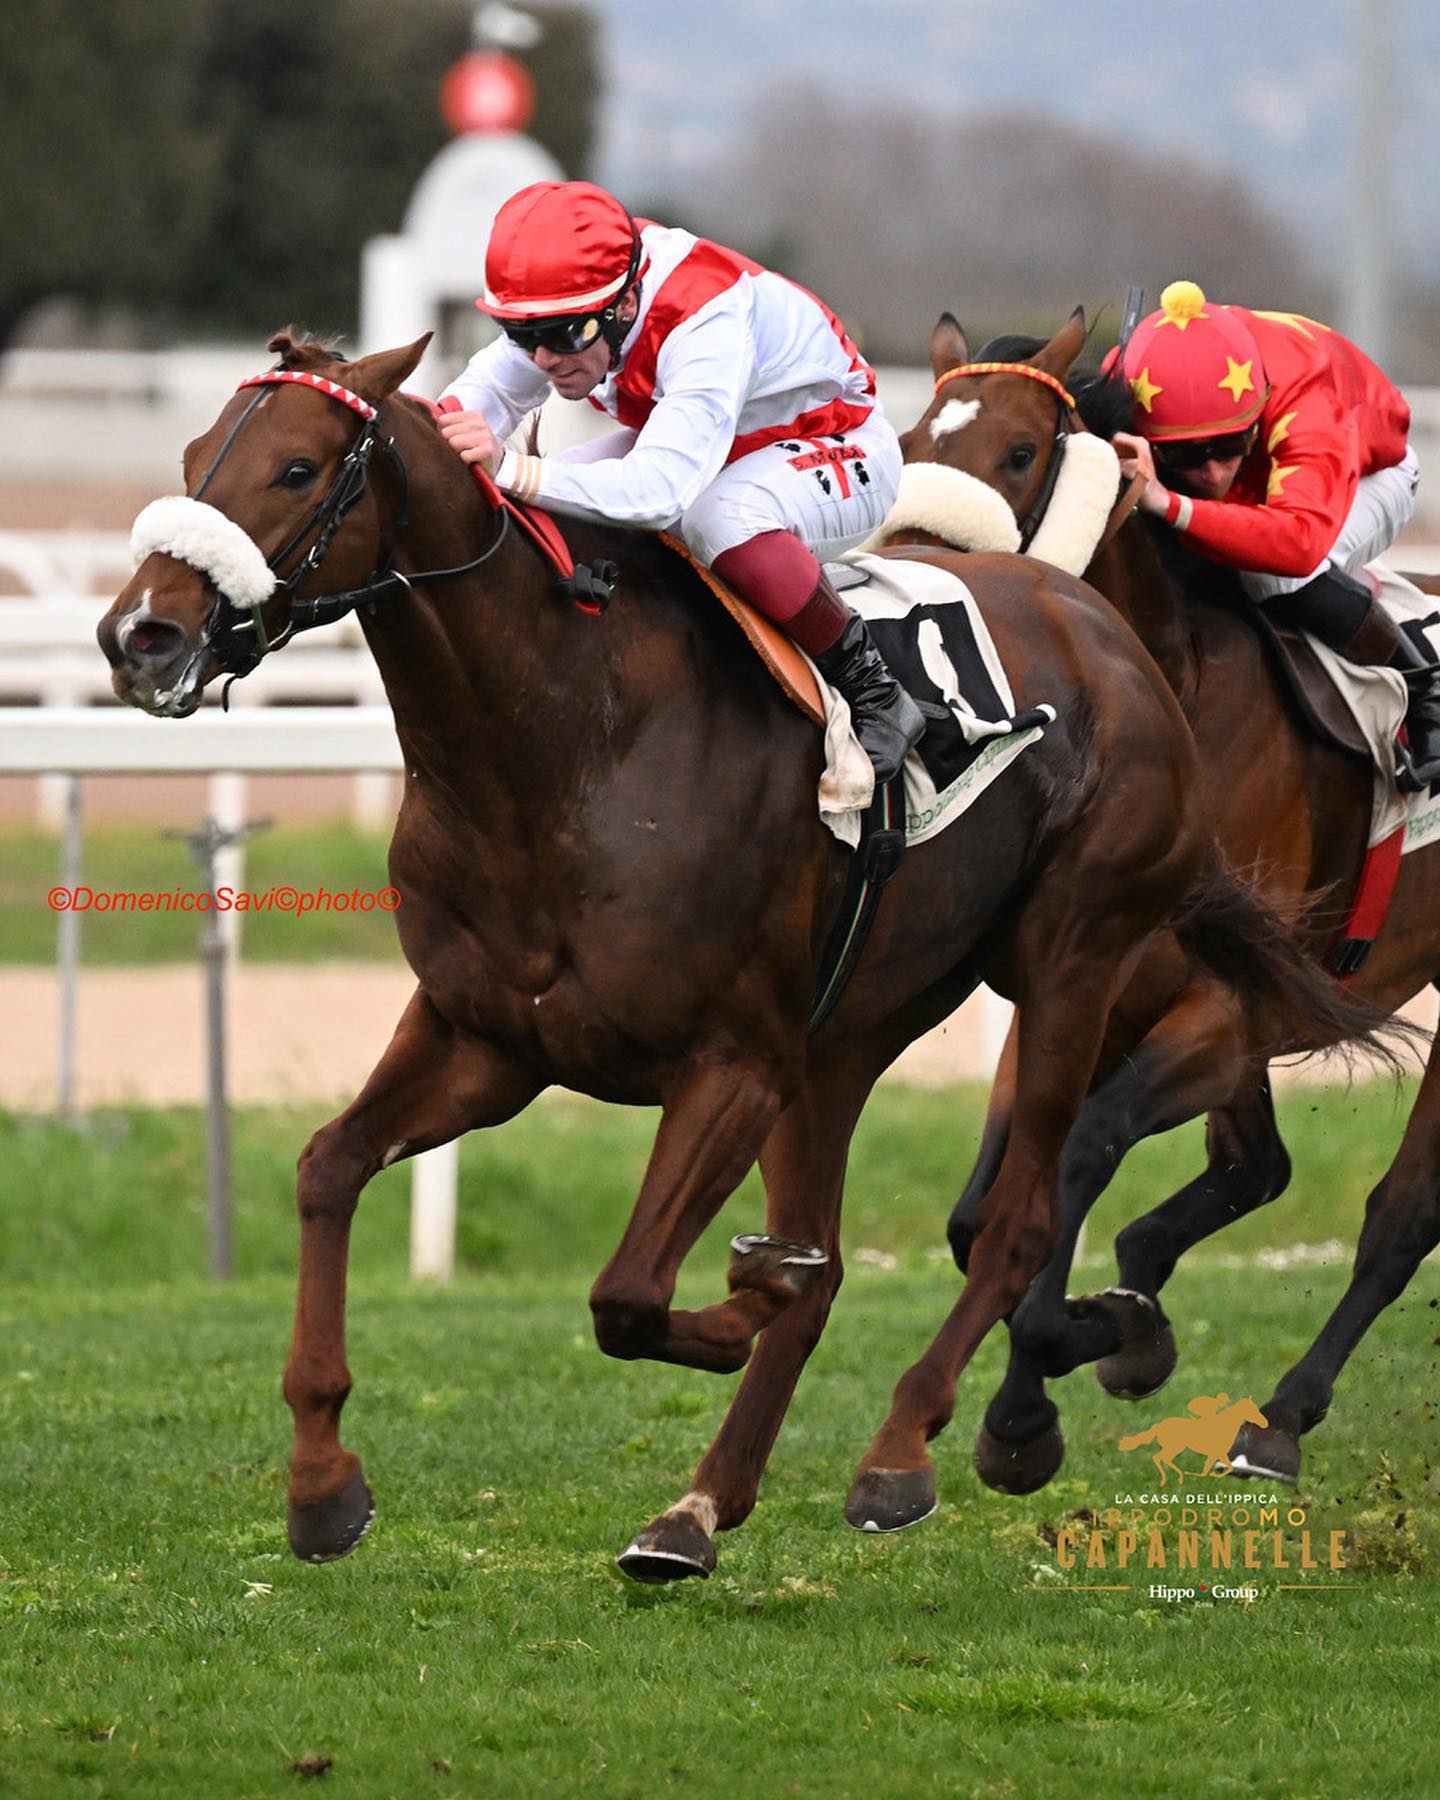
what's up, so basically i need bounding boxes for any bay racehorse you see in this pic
[877,309,1437,1497]
[99,332,1377,1577]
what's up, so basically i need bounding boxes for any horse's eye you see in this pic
[1005,445,1037,473]
[278,460,317,490]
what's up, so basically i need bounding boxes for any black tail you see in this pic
[1172,853,1424,1075]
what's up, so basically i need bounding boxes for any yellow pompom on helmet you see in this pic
[1120,280,1269,441]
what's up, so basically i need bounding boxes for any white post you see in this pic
[208,770,248,960]
[1342,0,1395,367]
[56,774,83,1123]
[410,1141,460,1281]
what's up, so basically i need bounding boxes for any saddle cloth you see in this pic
[1289,564,1440,848]
[656,535,1054,850]
[813,553,1056,849]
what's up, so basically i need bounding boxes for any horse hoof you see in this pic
[1092,1289,1178,1399]
[616,1513,717,1583]
[1226,1421,1300,1486]
[974,1420,1065,1494]
[288,1465,375,1563]
[843,1466,937,1534]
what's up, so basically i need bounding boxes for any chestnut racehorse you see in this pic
[879,309,1437,1496]
[99,332,1376,1575]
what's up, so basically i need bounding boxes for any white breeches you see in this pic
[678,412,902,565]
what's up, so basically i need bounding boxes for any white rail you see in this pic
[0,703,453,1281]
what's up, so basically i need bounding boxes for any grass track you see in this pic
[2,1088,1438,1795]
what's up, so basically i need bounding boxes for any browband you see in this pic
[237,369,378,420]
[934,362,1077,411]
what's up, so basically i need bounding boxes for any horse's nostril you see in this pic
[126,619,185,662]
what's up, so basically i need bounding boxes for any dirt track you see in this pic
[0,964,1017,1108]
[3,962,1431,1110]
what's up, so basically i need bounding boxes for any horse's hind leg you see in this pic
[1230,1051,1440,1485]
[1103,1074,1291,1364]
[974,985,1251,1494]
[285,988,540,1562]
[946,1019,1018,1271]
[617,1063,870,1581]
[844,871,1180,1531]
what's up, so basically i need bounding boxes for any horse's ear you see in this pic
[929,312,970,380]
[1033,308,1086,380]
[343,333,434,404]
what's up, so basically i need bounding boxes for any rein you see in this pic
[188,369,512,689]
[933,361,1084,553]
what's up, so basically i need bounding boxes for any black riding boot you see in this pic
[1266,566,1440,791]
[814,607,926,787]
[1388,629,1440,792]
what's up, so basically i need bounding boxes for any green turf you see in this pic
[0,823,397,963]
[2,1086,1437,1797]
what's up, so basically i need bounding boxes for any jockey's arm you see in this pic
[1119,378,1362,580]
[551,426,640,465]
[494,303,757,530]
[439,336,553,443]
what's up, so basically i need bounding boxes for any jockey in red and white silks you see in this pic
[439,180,924,784]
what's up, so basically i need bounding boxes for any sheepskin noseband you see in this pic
[130,496,277,609]
[1025,432,1120,576]
[860,464,1023,557]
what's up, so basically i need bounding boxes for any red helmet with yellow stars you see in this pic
[1121,280,1269,442]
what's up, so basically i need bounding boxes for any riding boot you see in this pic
[1266,567,1440,791]
[813,601,927,787]
[1387,628,1440,792]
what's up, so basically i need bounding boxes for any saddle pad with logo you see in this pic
[1296,563,1440,848]
[815,551,1056,849]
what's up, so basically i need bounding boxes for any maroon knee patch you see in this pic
[712,531,819,620]
[711,531,847,655]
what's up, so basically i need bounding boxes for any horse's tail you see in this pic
[1118,1427,1157,1452]
[1171,851,1423,1073]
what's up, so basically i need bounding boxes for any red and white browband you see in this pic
[934,362,1077,411]
[237,369,378,420]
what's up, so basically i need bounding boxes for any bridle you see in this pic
[933,361,1080,553]
[186,368,511,687]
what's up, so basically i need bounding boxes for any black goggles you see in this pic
[501,312,608,357]
[1156,431,1255,471]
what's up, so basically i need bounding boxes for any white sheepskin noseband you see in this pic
[1025,432,1121,576]
[861,464,1022,556]
[131,496,277,609]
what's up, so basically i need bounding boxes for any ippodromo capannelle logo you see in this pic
[1036,1395,1350,1590]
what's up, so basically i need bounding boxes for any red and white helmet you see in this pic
[480,180,644,320]
[1120,280,1269,442]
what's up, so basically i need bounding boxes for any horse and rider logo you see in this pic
[1118,1395,1268,1483]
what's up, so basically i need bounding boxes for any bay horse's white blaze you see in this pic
[930,398,982,441]
[114,587,154,659]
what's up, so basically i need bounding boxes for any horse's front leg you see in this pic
[587,1058,795,1374]
[617,1063,872,1581]
[285,987,541,1561]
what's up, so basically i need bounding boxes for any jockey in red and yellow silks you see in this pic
[439,180,924,785]
[1112,280,1437,790]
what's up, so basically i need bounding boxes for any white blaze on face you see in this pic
[929,398,981,442]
